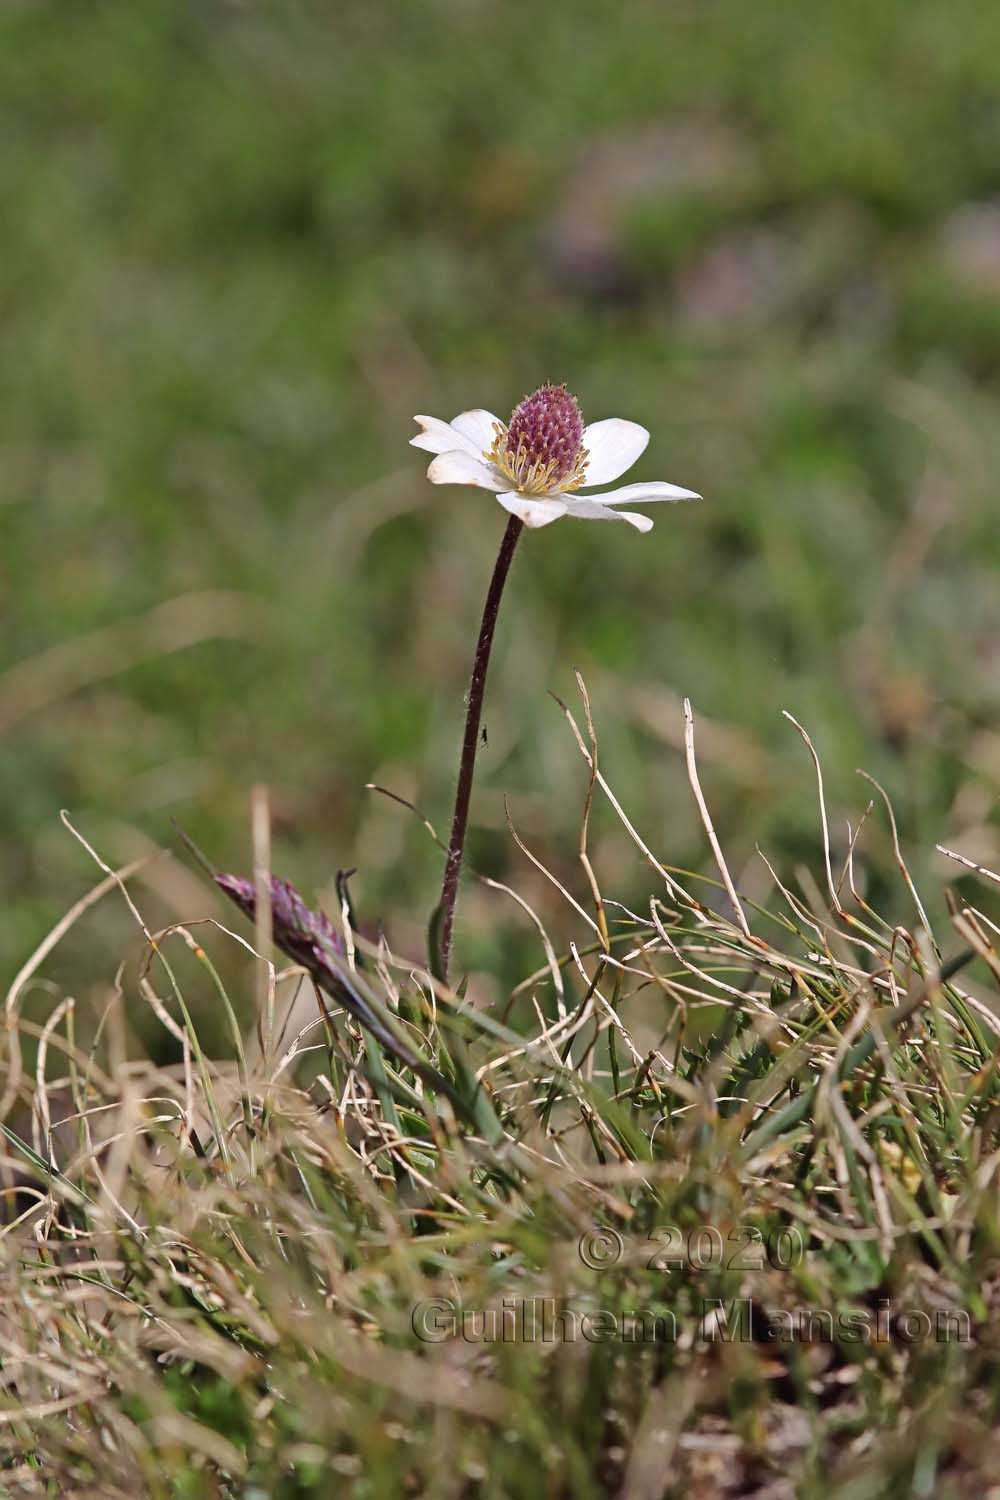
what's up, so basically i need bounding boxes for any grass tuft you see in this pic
[2,698,1000,1498]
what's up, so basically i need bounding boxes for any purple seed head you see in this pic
[216,873,256,919]
[499,383,587,494]
[216,873,344,967]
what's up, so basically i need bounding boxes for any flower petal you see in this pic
[497,492,568,528]
[582,480,701,505]
[580,419,649,486]
[449,409,503,455]
[411,414,483,457]
[427,451,501,490]
[612,510,655,533]
[562,497,654,532]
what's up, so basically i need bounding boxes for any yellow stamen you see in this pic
[486,423,589,496]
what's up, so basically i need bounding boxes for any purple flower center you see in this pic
[493,384,587,495]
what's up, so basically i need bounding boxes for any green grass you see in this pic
[3,0,1000,999]
[3,715,1000,1497]
[4,1,1000,1492]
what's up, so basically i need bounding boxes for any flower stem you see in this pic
[436,513,524,981]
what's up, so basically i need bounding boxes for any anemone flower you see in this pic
[415,383,701,982]
[412,383,699,533]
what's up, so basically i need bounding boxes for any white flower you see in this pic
[411,383,700,532]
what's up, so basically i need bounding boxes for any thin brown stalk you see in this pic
[437,514,524,980]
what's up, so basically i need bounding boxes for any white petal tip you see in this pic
[497,492,568,528]
[426,450,498,490]
[426,454,458,484]
[580,418,651,486]
[583,480,703,507]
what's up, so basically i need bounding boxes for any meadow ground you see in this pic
[3,2,1000,1494]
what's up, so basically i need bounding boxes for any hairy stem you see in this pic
[437,513,524,980]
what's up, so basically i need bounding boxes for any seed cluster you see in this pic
[492,383,588,495]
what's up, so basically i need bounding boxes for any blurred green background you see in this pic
[4,0,1000,1007]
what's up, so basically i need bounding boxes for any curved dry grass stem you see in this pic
[553,691,691,906]
[647,898,765,1010]
[857,768,935,946]
[251,784,275,1077]
[782,711,843,916]
[937,843,1000,888]
[34,996,73,1163]
[481,875,566,1016]
[5,853,155,1019]
[839,802,874,903]
[683,698,751,936]
[573,672,610,951]
[2,839,157,1126]
[366,782,445,849]
[504,795,601,938]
